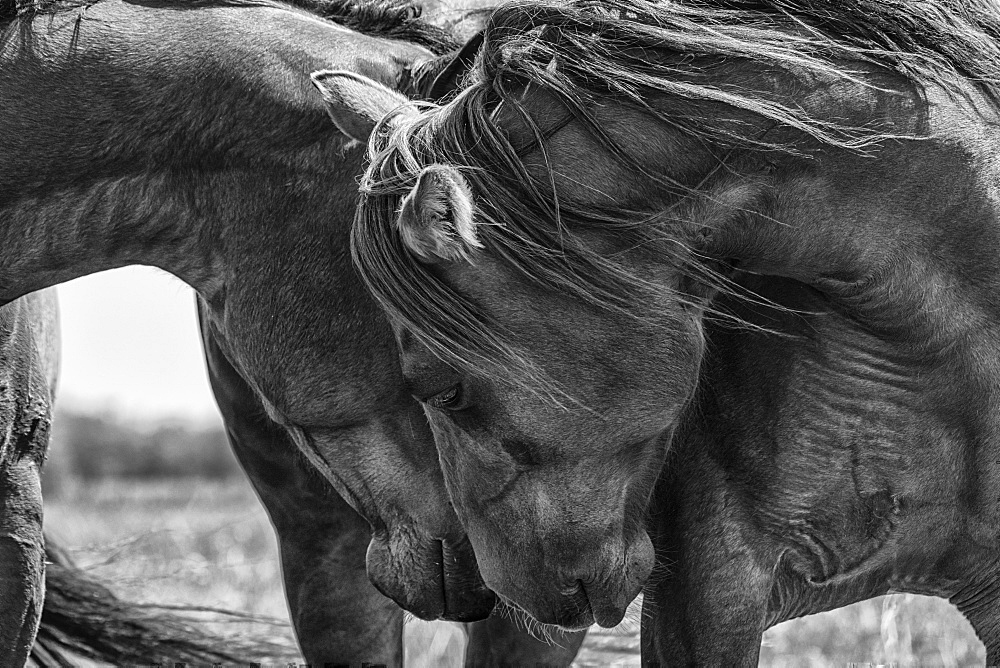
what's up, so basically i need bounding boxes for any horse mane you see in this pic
[354,0,1000,397]
[0,0,460,54]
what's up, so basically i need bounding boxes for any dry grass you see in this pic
[43,478,984,666]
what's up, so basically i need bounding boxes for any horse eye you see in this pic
[430,384,466,411]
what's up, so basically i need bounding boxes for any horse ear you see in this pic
[397,165,482,264]
[310,70,414,142]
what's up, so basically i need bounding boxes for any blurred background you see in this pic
[45,267,226,489]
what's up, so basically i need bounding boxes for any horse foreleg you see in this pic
[278,505,403,664]
[0,460,45,667]
[641,456,770,667]
[218,400,403,664]
[200,309,403,665]
[641,568,768,667]
[464,615,586,667]
[223,412,404,664]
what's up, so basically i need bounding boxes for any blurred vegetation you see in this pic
[44,478,467,667]
[44,479,986,667]
[42,409,240,498]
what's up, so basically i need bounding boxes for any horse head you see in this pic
[196,33,498,622]
[332,73,714,627]
[342,0,1000,634]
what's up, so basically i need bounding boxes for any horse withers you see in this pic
[1,0,585,663]
[343,0,1000,660]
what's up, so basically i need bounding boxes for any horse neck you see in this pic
[688,81,1000,409]
[0,0,400,304]
[0,165,221,302]
[553,70,1000,381]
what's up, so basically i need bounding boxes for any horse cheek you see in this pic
[427,412,491,505]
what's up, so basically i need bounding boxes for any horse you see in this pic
[343,0,1000,661]
[1,0,587,663]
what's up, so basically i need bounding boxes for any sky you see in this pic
[56,267,223,426]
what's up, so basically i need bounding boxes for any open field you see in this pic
[43,478,984,666]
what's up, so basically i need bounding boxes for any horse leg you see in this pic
[275,496,403,662]
[641,456,770,666]
[200,315,402,664]
[220,398,403,663]
[464,616,586,667]
[641,568,767,667]
[0,459,45,666]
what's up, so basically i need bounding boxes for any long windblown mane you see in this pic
[0,0,459,53]
[353,0,1000,394]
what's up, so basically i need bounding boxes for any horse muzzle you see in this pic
[484,529,655,630]
[365,532,496,622]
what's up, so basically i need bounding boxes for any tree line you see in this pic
[43,409,241,491]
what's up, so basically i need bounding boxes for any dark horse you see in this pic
[345,0,1000,661]
[1,0,586,663]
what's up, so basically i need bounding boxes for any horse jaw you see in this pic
[310,70,416,142]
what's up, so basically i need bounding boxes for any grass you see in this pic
[43,478,984,666]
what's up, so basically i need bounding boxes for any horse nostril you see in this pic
[546,579,595,629]
[571,579,592,616]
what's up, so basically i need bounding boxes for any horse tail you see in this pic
[30,534,294,666]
